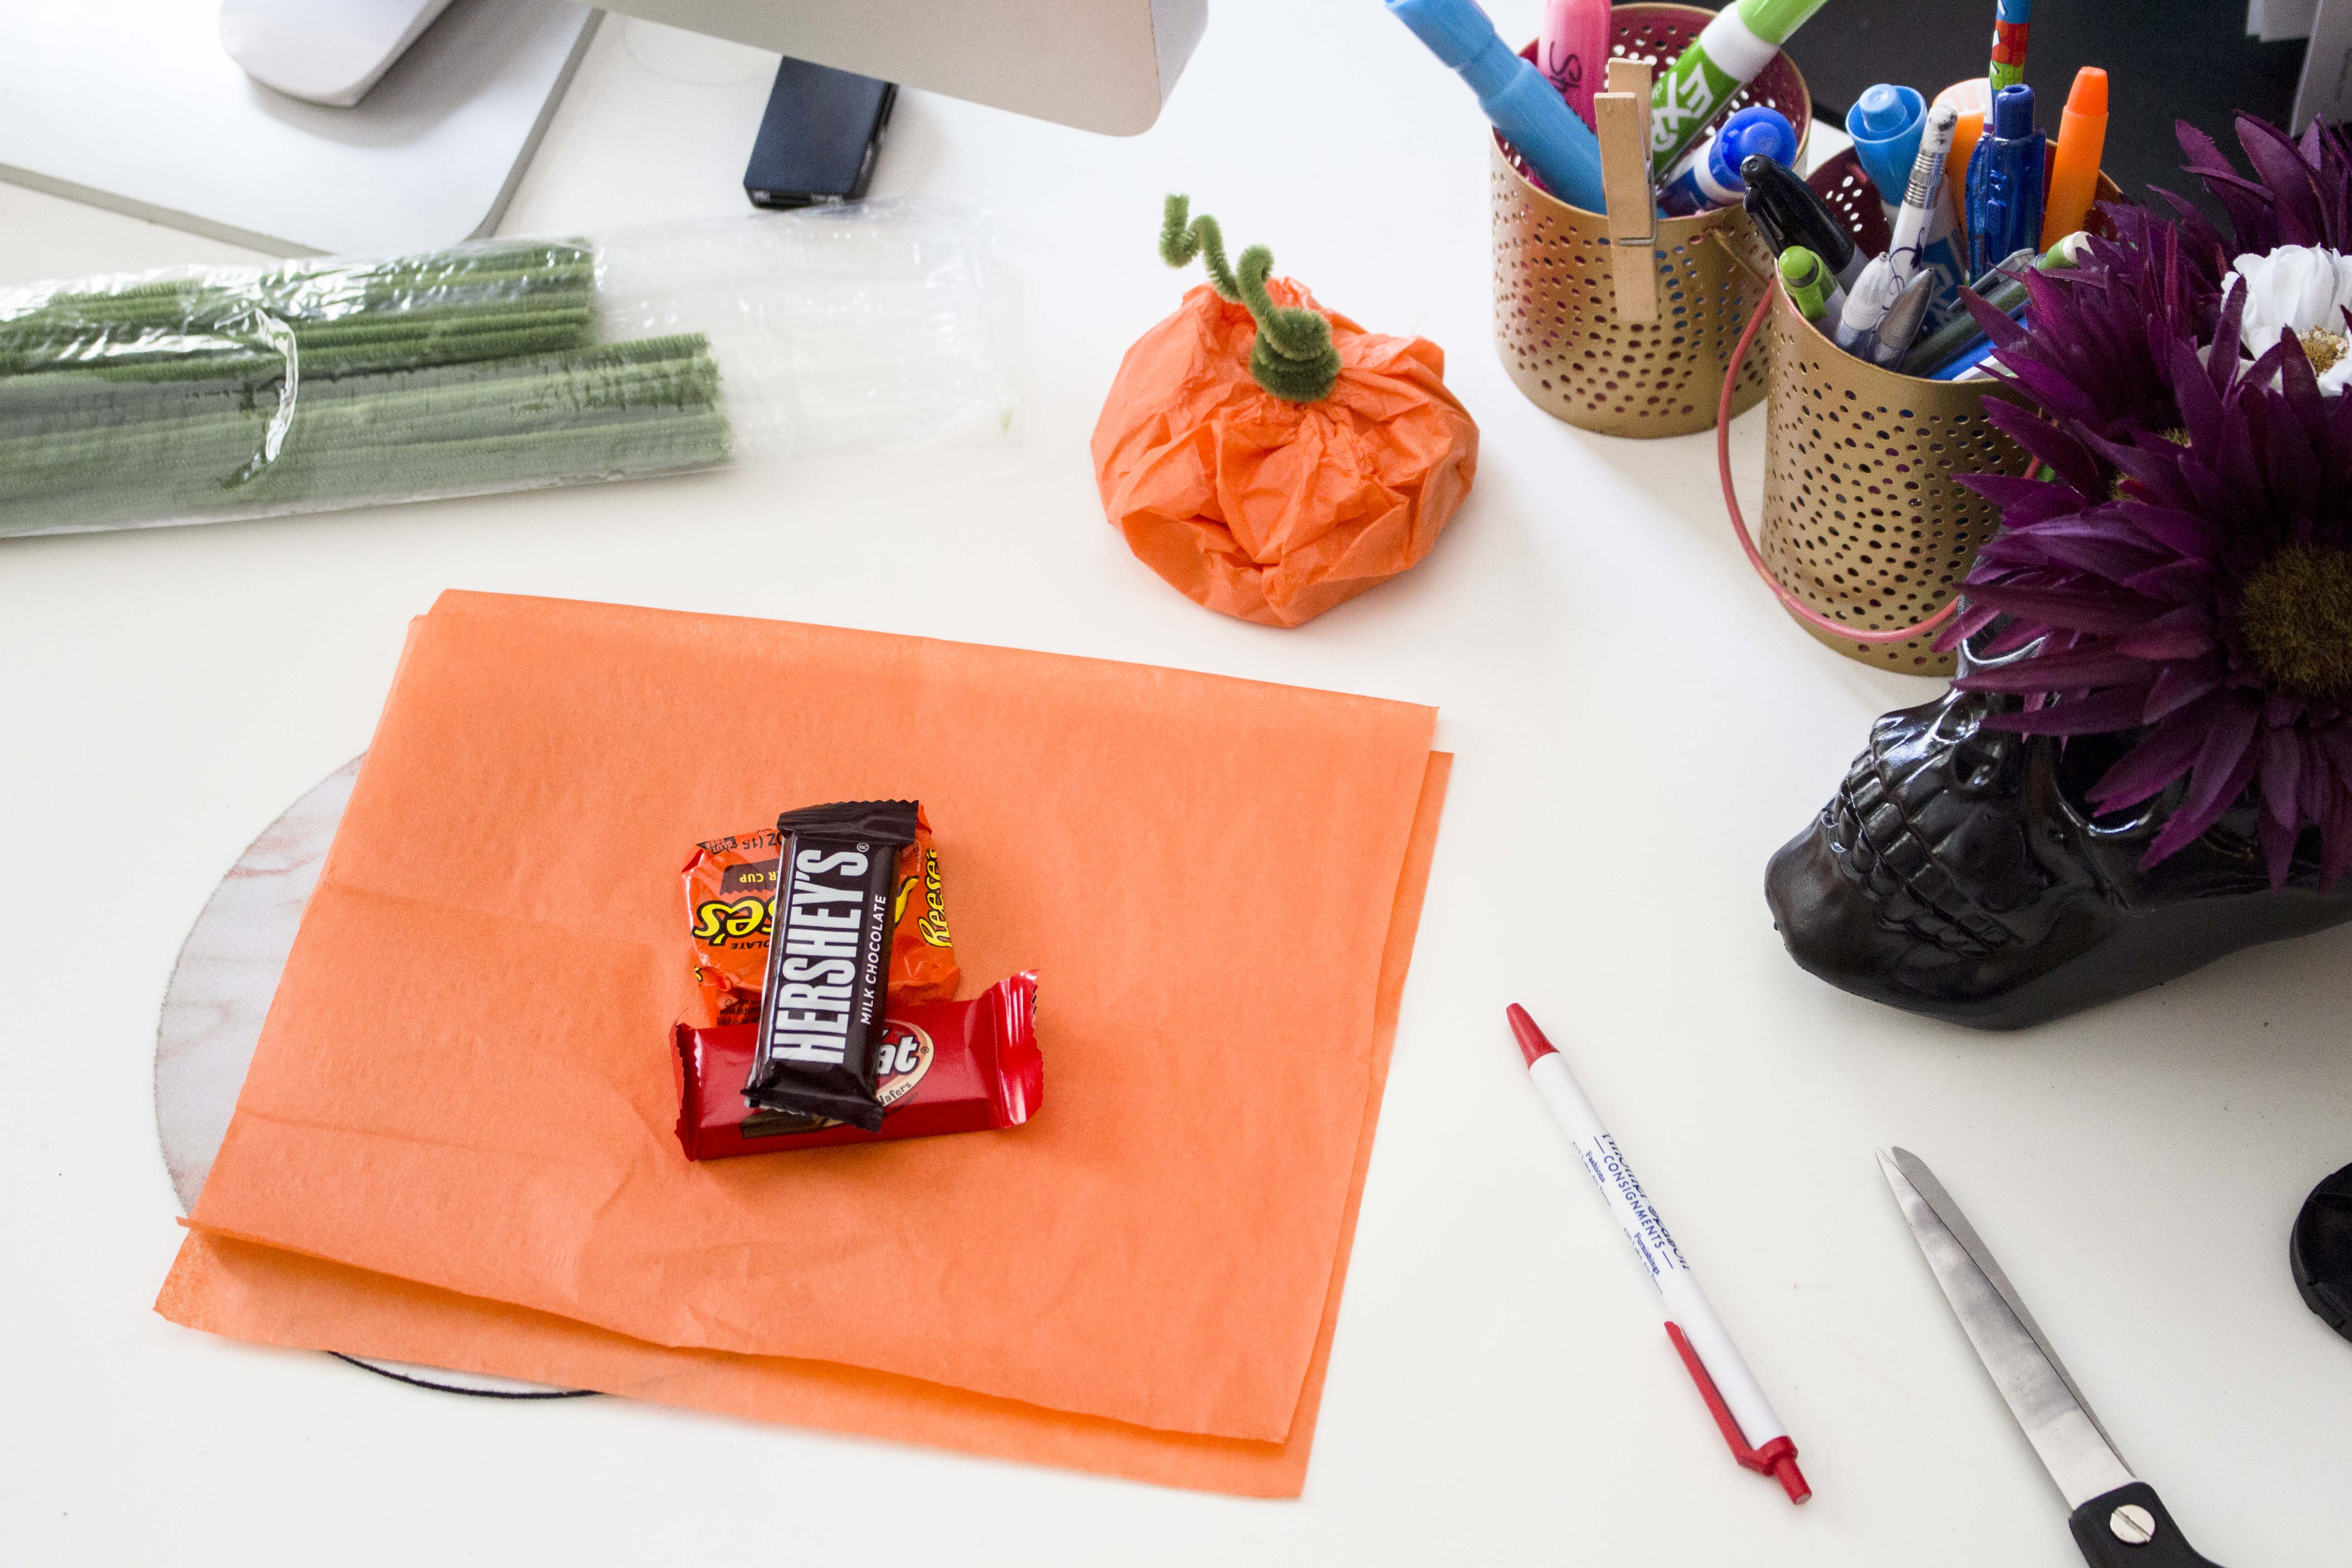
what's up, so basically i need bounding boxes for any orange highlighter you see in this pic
[2042,66,2109,247]
[1933,76,1990,224]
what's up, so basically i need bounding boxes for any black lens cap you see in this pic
[2291,1162,2352,1342]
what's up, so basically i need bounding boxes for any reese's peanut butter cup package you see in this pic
[674,972,1042,1160]
[681,808,957,1028]
[745,799,921,1131]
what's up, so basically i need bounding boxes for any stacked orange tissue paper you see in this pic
[157,591,1450,1496]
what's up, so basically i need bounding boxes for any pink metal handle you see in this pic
[1715,293,1963,647]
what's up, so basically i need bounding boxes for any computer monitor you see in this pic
[593,0,1209,137]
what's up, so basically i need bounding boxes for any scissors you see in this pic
[1877,1148,2226,1568]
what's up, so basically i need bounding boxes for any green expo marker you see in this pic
[1649,0,1834,177]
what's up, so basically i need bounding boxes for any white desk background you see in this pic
[4,6,2347,1563]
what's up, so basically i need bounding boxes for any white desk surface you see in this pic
[5,7,2348,1564]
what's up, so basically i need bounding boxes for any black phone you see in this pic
[743,54,897,210]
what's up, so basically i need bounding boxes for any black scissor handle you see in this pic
[2069,1483,2223,1568]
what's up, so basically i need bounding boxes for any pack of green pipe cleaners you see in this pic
[0,198,1009,539]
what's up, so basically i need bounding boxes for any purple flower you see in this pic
[1936,114,2352,891]
[1949,294,2352,888]
[1959,207,2220,448]
[2162,113,2352,265]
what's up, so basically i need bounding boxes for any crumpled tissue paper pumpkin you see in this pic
[1090,197,1479,628]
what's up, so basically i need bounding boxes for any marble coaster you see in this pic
[155,755,584,1398]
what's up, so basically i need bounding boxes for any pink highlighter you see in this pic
[1538,0,1612,130]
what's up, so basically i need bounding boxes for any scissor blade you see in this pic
[1889,1148,2124,1455]
[1877,1148,2136,1509]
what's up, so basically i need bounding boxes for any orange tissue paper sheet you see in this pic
[1091,280,1479,630]
[159,592,1448,1485]
[156,751,1448,1496]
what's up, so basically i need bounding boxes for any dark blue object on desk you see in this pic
[744,55,897,210]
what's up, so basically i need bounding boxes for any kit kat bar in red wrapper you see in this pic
[675,973,1041,1161]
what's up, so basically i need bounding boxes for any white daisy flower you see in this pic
[2228,244,2352,393]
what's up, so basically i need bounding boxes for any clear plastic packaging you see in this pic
[0,198,1010,538]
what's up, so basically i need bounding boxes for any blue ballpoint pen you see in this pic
[1931,333,2004,380]
[1965,83,2046,277]
[1387,0,1607,212]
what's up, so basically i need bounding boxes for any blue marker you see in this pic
[1845,83,1926,218]
[1965,83,2047,278]
[1387,0,1606,212]
[1657,106,1797,217]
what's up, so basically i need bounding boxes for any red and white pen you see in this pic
[1507,1003,1811,1504]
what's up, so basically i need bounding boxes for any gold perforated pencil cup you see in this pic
[1750,273,2022,674]
[1716,152,2125,676]
[1489,5,1811,438]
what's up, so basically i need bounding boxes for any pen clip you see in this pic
[1665,1322,1812,1503]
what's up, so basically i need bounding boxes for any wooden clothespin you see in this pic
[1594,57,1657,323]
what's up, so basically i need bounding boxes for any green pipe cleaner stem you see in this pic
[1157,194,1340,403]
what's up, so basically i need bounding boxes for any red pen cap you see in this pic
[1504,1003,1558,1066]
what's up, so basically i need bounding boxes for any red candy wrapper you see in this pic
[674,972,1041,1161]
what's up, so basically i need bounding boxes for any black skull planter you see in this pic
[1765,635,2352,1029]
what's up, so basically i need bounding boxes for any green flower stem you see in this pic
[1157,194,1341,403]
